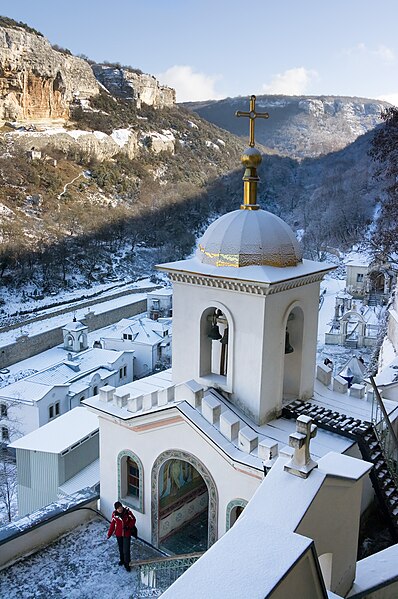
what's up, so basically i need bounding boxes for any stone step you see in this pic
[370,451,383,461]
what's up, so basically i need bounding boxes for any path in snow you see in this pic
[57,171,87,200]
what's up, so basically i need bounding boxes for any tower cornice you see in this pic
[165,270,328,295]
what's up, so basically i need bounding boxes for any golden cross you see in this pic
[235,95,269,147]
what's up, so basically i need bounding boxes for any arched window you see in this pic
[66,335,73,347]
[226,499,248,531]
[117,450,144,513]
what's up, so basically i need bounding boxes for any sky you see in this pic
[1,0,398,104]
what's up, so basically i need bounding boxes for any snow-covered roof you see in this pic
[338,356,366,381]
[68,368,113,394]
[9,408,99,453]
[157,256,334,286]
[0,348,126,402]
[101,316,171,346]
[348,544,398,597]
[147,288,172,297]
[0,379,54,402]
[58,459,99,496]
[62,320,87,332]
[375,356,398,388]
[344,251,370,268]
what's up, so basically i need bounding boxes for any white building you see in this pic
[9,407,99,516]
[0,320,134,443]
[146,288,173,319]
[99,316,171,378]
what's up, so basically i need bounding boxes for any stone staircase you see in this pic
[367,292,383,307]
[283,400,398,541]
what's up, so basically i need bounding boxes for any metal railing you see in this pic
[133,552,204,598]
[370,376,398,486]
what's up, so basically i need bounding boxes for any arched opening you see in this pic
[152,450,218,553]
[369,270,385,293]
[226,499,248,531]
[66,335,73,348]
[199,306,230,387]
[78,333,86,351]
[318,553,333,590]
[282,306,304,402]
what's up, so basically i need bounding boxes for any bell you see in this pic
[285,330,294,354]
[220,328,229,345]
[208,323,222,340]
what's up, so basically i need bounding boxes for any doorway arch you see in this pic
[151,450,218,551]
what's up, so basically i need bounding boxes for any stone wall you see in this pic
[0,25,99,124]
[0,298,147,368]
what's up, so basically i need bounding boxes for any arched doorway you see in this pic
[151,450,218,553]
[282,306,304,401]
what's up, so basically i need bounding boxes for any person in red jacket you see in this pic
[107,501,136,571]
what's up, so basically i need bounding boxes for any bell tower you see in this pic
[158,96,334,425]
[62,318,89,352]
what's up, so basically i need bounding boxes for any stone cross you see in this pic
[235,95,269,147]
[284,415,318,478]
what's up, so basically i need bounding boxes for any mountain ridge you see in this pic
[183,94,390,159]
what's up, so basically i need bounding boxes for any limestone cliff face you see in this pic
[0,25,99,124]
[11,127,139,161]
[185,95,390,159]
[92,65,175,109]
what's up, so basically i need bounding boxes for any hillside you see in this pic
[184,95,390,159]
[0,17,385,302]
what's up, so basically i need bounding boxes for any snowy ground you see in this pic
[316,275,377,375]
[0,518,161,599]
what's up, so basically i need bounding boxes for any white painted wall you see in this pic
[171,278,321,424]
[98,410,261,546]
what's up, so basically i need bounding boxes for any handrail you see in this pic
[131,551,204,567]
[369,376,398,448]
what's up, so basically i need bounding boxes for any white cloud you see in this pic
[261,67,318,95]
[378,93,398,106]
[344,43,395,64]
[156,65,222,102]
[374,45,395,63]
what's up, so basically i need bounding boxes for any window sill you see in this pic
[121,495,144,514]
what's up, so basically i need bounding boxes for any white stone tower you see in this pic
[158,96,334,425]
[62,318,89,352]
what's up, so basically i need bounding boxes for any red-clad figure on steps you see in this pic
[107,501,136,572]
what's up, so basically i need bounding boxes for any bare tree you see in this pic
[0,449,17,524]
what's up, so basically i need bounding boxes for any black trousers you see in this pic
[117,536,131,565]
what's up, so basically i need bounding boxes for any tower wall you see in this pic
[171,276,321,425]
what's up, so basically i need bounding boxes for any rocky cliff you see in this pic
[184,95,390,158]
[92,65,175,109]
[0,24,99,124]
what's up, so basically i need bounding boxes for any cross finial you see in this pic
[236,95,269,147]
[284,415,318,479]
